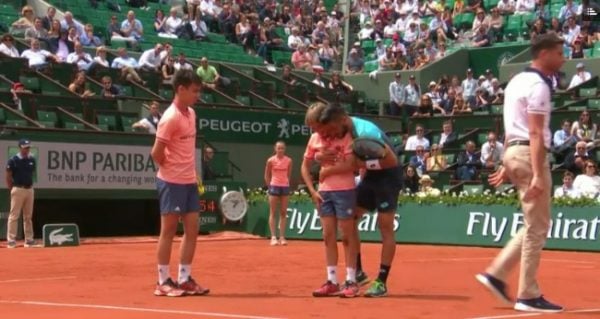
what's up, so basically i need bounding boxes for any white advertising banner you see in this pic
[0,141,202,190]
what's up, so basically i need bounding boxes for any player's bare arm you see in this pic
[151,139,167,166]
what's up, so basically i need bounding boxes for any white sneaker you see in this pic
[279,238,287,246]
[270,237,278,246]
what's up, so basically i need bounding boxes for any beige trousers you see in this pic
[487,145,551,299]
[7,187,35,242]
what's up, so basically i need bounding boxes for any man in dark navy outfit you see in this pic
[5,138,36,249]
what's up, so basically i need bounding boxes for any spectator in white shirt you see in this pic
[66,42,93,71]
[92,46,110,70]
[554,171,579,198]
[191,12,209,40]
[111,47,145,84]
[312,71,325,88]
[287,27,305,50]
[514,0,535,14]
[400,0,419,15]
[374,38,386,59]
[568,63,591,89]
[429,11,447,39]
[138,44,164,72]
[394,12,408,33]
[497,0,516,15]
[573,160,600,198]
[403,22,419,45]
[405,124,431,151]
[121,11,144,41]
[20,39,57,69]
[405,12,421,31]
[0,34,19,58]
[174,52,193,71]
[200,0,218,30]
[161,7,183,38]
[132,101,162,134]
[389,72,405,116]
[565,16,580,43]
[480,131,504,169]
[462,68,478,106]
[358,21,374,40]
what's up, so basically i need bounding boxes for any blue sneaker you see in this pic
[514,296,563,313]
[475,273,512,305]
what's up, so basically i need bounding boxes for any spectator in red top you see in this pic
[292,44,312,70]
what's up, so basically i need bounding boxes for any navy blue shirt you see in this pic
[6,153,36,187]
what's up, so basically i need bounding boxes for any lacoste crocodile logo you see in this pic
[49,228,74,245]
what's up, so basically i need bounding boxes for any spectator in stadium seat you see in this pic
[565,141,595,175]
[497,0,516,15]
[575,27,594,50]
[328,71,353,101]
[68,71,95,98]
[287,26,305,50]
[570,40,584,59]
[132,101,162,134]
[67,42,93,71]
[564,16,580,44]
[514,0,535,14]
[371,19,386,40]
[201,0,219,32]
[80,24,103,47]
[374,38,386,59]
[121,11,144,42]
[110,48,145,84]
[461,68,477,106]
[440,89,456,113]
[25,18,49,42]
[554,171,579,198]
[48,19,61,40]
[257,17,285,64]
[480,132,504,169]
[471,25,491,47]
[196,57,230,89]
[236,14,256,53]
[572,111,599,147]
[138,44,164,72]
[410,145,428,175]
[345,48,364,74]
[573,160,600,198]
[100,76,122,98]
[553,120,578,159]
[388,72,405,116]
[489,78,504,103]
[174,52,193,71]
[42,7,56,31]
[418,175,440,194]
[404,74,420,113]
[162,56,176,84]
[451,94,472,114]
[452,0,465,17]
[0,34,19,58]
[10,82,30,111]
[414,47,431,69]
[319,39,337,71]
[384,18,398,38]
[533,0,551,23]
[403,165,420,194]
[559,0,581,23]
[159,7,183,39]
[405,124,431,151]
[417,23,431,43]
[439,121,458,148]
[21,38,57,69]
[568,62,591,90]
[154,9,167,33]
[281,65,297,85]
[427,144,447,172]
[311,70,325,88]
[218,3,236,43]
[291,44,312,70]
[91,46,109,70]
[190,11,209,40]
[60,12,84,37]
[311,21,329,44]
[456,141,480,180]
[357,20,374,40]
[202,146,217,180]
[11,5,36,36]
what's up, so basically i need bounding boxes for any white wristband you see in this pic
[365,159,382,170]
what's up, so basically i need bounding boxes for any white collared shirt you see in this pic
[138,49,161,68]
[21,49,51,67]
[568,71,591,90]
[480,141,505,164]
[405,135,430,151]
[503,71,552,149]
[0,43,19,58]
[554,185,579,198]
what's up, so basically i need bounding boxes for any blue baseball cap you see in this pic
[18,138,31,148]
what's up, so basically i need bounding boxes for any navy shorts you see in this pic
[319,190,356,220]
[268,185,290,196]
[156,178,200,214]
[356,167,402,213]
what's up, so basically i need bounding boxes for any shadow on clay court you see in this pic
[386,293,471,301]
[204,293,309,299]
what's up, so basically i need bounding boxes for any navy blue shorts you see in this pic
[356,167,402,213]
[268,185,290,196]
[319,190,356,220]
[156,178,200,214]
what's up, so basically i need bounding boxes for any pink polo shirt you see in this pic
[268,155,291,187]
[155,104,197,184]
[303,132,355,191]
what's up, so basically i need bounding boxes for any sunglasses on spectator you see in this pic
[588,165,596,168]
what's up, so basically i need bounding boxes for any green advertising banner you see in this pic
[246,203,600,251]
[197,108,311,145]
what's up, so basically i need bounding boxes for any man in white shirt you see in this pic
[394,12,408,33]
[138,44,164,72]
[287,27,305,50]
[121,11,144,41]
[462,68,478,106]
[568,62,591,89]
[132,101,162,134]
[480,131,504,169]
[0,34,19,58]
[403,22,419,45]
[162,7,183,38]
[66,42,93,71]
[388,72,405,116]
[514,0,535,14]
[357,21,374,40]
[554,171,579,198]
[497,0,516,15]
[405,124,430,151]
[477,33,565,314]
[111,47,139,69]
[558,0,581,23]
[174,53,193,71]
[20,39,57,69]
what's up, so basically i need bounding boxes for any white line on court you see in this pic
[0,300,286,319]
[399,257,596,265]
[0,276,77,284]
[466,308,600,319]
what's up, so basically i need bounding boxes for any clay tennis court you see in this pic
[1,234,599,319]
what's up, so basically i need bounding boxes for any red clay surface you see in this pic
[1,238,599,319]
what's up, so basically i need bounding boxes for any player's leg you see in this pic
[353,207,369,286]
[336,190,360,298]
[313,191,341,297]
[278,191,289,245]
[6,188,25,248]
[155,213,183,297]
[355,181,377,286]
[22,189,35,247]
[178,183,210,296]
[268,187,279,245]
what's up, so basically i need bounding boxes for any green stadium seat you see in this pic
[588,99,600,109]
[568,106,587,111]
[5,119,27,127]
[201,92,214,103]
[19,76,40,92]
[274,97,287,108]
[97,114,117,130]
[464,184,484,194]
[65,122,85,130]
[37,110,58,127]
[236,95,251,106]
[364,60,378,73]
[445,153,456,164]
[120,116,137,132]
[579,88,597,97]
